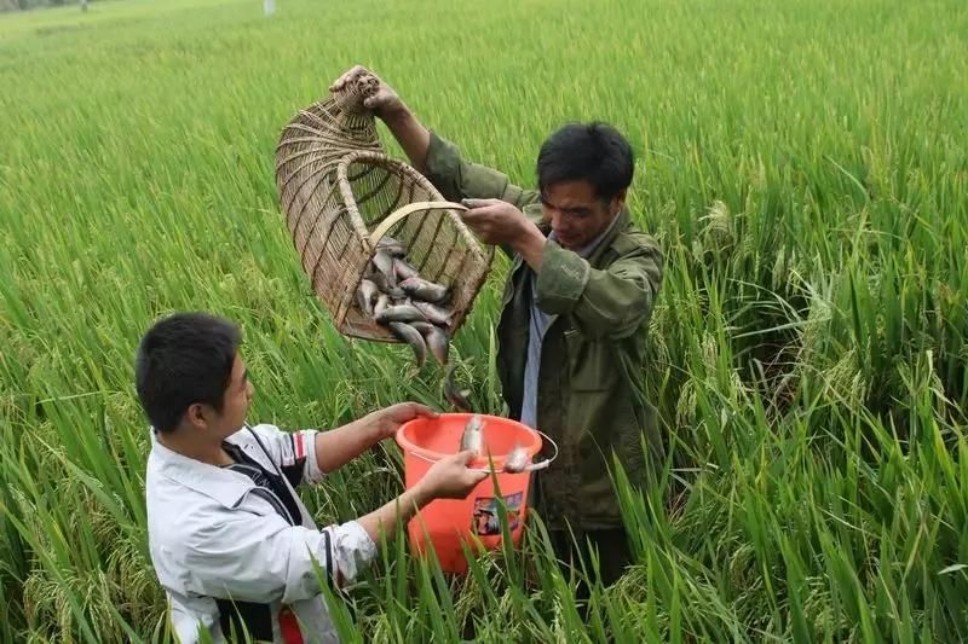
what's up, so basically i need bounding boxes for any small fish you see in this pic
[460,414,485,455]
[411,321,450,365]
[444,363,472,412]
[400,276,450,304]
[388,321,426,368]
[393,257,420,281]
[373,294,389,320]
[504,443,529,473]
[412,301,453,327]
[377,237,406,258]
[371,249,396,284]
[368,271,405,299]
[356,278,379,316]
[375,304,427,324]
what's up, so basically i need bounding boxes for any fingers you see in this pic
[468,468,489,484]
[329,64,369,92]
[461,197,499,209]
[459,208,496,228]
[411,402,439,418]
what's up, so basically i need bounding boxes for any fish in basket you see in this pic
[274,76,492,410]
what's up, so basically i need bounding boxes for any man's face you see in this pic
[539,180,624,251]
[215,354,253,437]
[188,353,253,440]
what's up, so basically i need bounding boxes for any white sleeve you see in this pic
[246,423,325,485]
[181,509,377,604]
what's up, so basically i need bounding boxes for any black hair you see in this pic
[134,312,242,434]
[536,122,635,201]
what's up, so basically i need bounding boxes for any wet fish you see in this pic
[411,321,450,365]
[504,443,529,473]
[393,257,419,281]
[368,271,405,299]
[412,301,453,327]
[444,363,472,412]
[388,321,426,368]
[371,249,397,284]
[356,278,379,316]
[377,237,406,258]
[460,414,485,455]
[375,303,426,324]
[399,276,450,304]
[373,294,389,320]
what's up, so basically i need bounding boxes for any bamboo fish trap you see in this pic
[274,80,493,342]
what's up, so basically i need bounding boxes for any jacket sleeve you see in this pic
[181,511,376,605]
[246,424,325,487]
[534,233,663,340]
[423,131,545,259]
[423,131,541,209]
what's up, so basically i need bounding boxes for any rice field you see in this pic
[1,0,967,641]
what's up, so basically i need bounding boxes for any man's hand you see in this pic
[368,401,438,441]
[416,450,489,501]
[329,65,406,121]
[328,65,431,173]
[461,198,547,269]
[356,449,488,544]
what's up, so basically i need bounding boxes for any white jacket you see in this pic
[145,423,377,643]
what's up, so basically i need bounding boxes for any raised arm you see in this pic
[329,66,540,209]
[247,403,438,485]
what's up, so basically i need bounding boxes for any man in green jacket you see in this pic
[330,67,665,590]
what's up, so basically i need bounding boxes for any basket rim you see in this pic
[334,149,492,260]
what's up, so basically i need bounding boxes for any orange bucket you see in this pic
[394,413,557,574]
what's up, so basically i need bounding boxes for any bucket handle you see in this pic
[405,429,559,474]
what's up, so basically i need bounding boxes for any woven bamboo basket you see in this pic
[274,81,493,342]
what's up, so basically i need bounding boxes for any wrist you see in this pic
[409,481,433,508]
[512,224,547,270]
[379,103,412,126]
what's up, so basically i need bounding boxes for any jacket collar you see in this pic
[148,427,257,509]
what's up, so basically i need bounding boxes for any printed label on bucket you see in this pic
[472,492,523,536]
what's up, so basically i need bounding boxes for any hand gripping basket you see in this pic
[274,81,493,342]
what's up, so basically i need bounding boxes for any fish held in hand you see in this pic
[460,414,485,456]
[411,321,450,365]
[400,276,450,304]
[388,321,426,368]
[504,443,530,473]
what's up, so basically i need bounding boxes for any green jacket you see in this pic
[422,131,664,530]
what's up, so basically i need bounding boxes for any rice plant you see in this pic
[1,0,966,640]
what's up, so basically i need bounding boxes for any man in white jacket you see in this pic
[137,311,487,643]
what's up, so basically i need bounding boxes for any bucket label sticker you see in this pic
[472,492,523,536]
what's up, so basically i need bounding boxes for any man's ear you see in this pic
[610,188,628,215]
[185,403,209,431]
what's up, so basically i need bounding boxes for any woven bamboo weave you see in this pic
[274,81,493,342]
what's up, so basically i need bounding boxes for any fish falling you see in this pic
[356,235,471,411]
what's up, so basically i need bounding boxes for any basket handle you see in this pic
[369,200,478,250]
